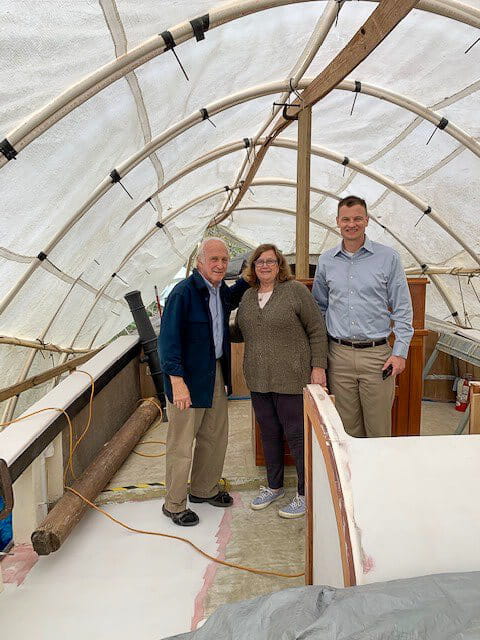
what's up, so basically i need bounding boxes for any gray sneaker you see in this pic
[278,493,305,519]
[250,486,285,510]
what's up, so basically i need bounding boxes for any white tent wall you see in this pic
[0,0,479,419]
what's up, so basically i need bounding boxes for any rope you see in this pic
[2,377,303,579]
[65,486,305,579]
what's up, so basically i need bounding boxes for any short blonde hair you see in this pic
[242,244,293,288]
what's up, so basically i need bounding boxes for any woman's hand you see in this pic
[311,367,328,390]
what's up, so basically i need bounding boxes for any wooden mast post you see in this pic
[295,105,312,279]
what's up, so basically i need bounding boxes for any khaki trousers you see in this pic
[328,342,395,438]
[164,361,228,513]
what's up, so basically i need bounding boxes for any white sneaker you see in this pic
[278,493,305,519]
[250,486,285,510]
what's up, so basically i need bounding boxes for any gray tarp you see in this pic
[164,572,480,639]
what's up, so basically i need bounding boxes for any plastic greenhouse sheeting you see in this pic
[163,572,480,640]
[0,1,479,418]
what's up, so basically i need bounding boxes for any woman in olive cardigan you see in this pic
[236,244,327,518]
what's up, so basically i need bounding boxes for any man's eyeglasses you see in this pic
[254,259,278,266]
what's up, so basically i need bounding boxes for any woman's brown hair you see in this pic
[242,244,293,287]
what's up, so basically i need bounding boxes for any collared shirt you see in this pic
[312,236,413,358]
[200,273,224,359]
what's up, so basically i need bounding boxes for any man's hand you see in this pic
[170,376,191,410]
[311,367,328,391]
[382,355,406,377]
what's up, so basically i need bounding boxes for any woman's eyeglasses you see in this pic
[254,259,278,266]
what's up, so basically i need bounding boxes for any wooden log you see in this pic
[31,399,159,555]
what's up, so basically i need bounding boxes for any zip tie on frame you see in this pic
[239,179,254,196]
[414,206,431,227]
[111,272,129,285]
[350,80,362,116]
[200,108,216,128]
[37,251,48,261]
[155,221,165,229]
[110,169,133,199]
[0,138,17,161]
[243,138,252,161]
[341,156,349,176]
[145,197,156,211]
[190,14,209,42]
[160,30,189,81]
[465,36,480,54]
[426,117,448,145]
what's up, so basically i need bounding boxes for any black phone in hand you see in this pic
[382,364,393,380]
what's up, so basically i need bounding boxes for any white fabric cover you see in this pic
[0,1,479,416]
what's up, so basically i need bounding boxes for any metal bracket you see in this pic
[0,459,14,520]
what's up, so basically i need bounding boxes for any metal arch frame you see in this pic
[2,73,477,316]
[1,0,479,169]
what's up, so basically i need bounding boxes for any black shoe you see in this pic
[162,504,199,526]
[189,490,233,507]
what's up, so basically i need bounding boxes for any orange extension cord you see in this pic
[1,370,305,579]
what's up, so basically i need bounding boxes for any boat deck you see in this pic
[0,399,459,639]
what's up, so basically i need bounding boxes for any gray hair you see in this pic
[196,237,229,263]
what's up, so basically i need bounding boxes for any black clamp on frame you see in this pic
[282,103,301,121]
[0,459,14,521]
[190,14,210,42]
[0,138,18,161]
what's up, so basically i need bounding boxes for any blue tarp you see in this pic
[0,496,13,551]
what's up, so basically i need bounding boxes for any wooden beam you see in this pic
[296,106,312,279]
[0,349,101,404]
[212,0,419,227]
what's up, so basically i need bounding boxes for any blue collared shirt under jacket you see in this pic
[200,273,224,359]
[312,236,413,358]
[159,269,249,408]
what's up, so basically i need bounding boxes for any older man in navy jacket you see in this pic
[159,237,248,526]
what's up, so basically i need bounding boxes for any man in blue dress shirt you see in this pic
[313,196,413,438]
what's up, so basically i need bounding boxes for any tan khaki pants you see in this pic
[328,342,395,438]
[164,361,228,513]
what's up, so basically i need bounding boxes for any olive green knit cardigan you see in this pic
[235,279,327,395]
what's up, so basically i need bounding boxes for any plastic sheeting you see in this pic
[165,572,480,639]
[0,1,479,416]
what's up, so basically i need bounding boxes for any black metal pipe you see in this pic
[124,290,165,411]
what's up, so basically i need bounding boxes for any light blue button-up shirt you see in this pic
[200,274,224,359]
[312,236,413,358]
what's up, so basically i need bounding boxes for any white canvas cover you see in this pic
[0,0,479,417]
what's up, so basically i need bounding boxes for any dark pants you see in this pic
[251,392,304,496]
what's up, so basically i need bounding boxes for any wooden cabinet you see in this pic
[253,277,428,466]
[391,278,428,436]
